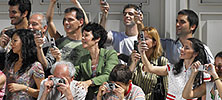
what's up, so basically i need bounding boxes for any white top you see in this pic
[206,82,221,100]
[166,63,192,100]
[106,31,138,64]
[37,78,87,100]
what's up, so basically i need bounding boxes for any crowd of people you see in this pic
[0,0,221,100]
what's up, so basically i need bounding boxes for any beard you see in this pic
[11,17,24,25]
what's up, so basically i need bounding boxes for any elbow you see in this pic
[182,91,192,99]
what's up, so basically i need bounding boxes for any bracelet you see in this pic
[25,86,29,92]
[214,78,220,81]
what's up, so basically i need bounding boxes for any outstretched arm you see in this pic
[99,0,109,28]
[46,0,61,40]
[71,0,89,25]
[139,41,168,76]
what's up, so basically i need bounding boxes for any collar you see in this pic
[124,82,132,96]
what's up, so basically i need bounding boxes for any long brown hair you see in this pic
[142,27,163,59]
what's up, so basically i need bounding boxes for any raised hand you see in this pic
[100,0,110,14]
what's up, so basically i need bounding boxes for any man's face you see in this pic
[176,14,192,37]
[53,64,72,84]
[8,5,24,25]
[215,57,222,76]
[123,8,137,27]
[63,11,81,34]
[28,14,45,34]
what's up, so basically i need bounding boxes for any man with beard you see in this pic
[8,0,31,29]
[0,0,31,70]
[182,51,222,100]
[100,3,143,64]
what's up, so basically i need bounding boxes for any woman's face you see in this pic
[10,33,22,54]
[140,33,156,49]
[82,30,98,49]
[180,40,196,60]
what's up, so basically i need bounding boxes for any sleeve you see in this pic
[37,79,47,100]
[203,45,214,64]
[31,62,45,79]
[104,31,114,47]
[91,50,119,85]
[160,38,180,64]
[134,86,146,100]
[45,51,56,70]
[70,80,87,100]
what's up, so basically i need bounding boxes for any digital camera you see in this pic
[50,77,65,87]
[34,30,42,37]
[105,82,116,91]
[198,65,211,71]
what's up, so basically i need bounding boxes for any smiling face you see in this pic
[176,14,192,37]
[28,14,45,34]
[81,30,99,50]
[8,5,24,25]
[10,33,22,54]
[123,8,136,27]
[63,11,81,35]
[180,40,197,60]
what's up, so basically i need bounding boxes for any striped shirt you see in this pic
[132,57,168,100]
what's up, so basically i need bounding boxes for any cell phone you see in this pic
[50,38,56,48]
[139,31,145,41]
[134,41,139,53]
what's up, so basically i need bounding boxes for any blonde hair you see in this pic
[142,27,163,59]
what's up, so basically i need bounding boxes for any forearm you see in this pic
[37,48,48,69]
[129,62,137,72]
[182,73,197,99]
[141,52,153,72]
[39,91,48,100]
[100,12,108,29]
[46,1,58,39]
[72,1,88,24]
[212,74,222,98]
[97,95,102,100]
[46,1,56,22]
[26,87,40,98]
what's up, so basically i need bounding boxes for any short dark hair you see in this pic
[109,64,132,84]
[178,9,199,34]
[215,51,222,59]
[122,4,140,13]
[82,22,107,48]
[63,7,85,26]
[8,0,31,20]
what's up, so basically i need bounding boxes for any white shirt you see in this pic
[37,78,87,100]
[106,31,138,64]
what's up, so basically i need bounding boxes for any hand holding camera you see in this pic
[104,82,116,91]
